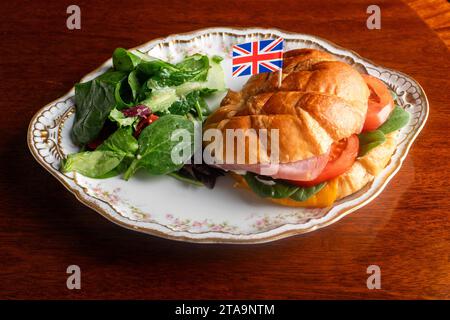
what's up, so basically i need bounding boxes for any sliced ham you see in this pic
[215,150,330,181]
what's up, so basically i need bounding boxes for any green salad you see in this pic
[61,48,226,187]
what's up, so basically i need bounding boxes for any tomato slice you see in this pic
[134,114,159,137]
[289,135,359,187]
[362,74,394,132]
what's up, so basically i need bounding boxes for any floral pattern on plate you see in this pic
[28,27,428,243]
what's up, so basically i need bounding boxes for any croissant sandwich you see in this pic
[204,49,410,207]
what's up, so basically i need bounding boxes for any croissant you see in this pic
[204,49,398,206]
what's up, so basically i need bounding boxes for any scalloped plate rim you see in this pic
[27,27,429,244]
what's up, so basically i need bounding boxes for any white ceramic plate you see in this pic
[28,27,428,244]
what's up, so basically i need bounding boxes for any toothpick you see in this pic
[278,38,284,88]
[278,69,282,88]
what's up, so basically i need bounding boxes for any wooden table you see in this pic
[405,0,450,49]
[1,0,449,300]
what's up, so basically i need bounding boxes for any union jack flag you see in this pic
[232,38,284,77]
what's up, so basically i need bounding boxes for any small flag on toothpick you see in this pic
[232,38,284,87]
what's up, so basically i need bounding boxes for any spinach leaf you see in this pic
[148,54,210,88]
[137,59,177,77]
[62,127,138,178]
[168,97,191,116]
[114,78,133,109]
[176,54,209,72]
[168,90,211,120]
[128,70,141,101]
[96,159,133,179]
[113,48,141,72]
[244,173,327,201]
[168,172,204,187]
[123,115,195,179]
[357,105,410,157]
[175,54,210,81]
[61,150,124,178]
[289,182,326,201]
[72,71,127,146]
[96,127,138,157]
[244,173,299,199]
[173,57,225,96]
[378,106,410,134]
[358,130,386,157]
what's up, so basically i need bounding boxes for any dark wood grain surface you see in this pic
[405,0,450,48]
[1,0,449,299]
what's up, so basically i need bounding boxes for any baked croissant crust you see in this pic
[334,131,397,200]
[205,48,397,205]
[204,48,370,164]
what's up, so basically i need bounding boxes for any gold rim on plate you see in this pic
[27,27,429,244]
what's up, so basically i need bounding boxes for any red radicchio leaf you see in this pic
[122,105,151,118]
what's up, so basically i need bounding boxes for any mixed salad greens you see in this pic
[61,48,226,187]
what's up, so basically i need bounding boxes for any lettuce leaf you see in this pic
[140,56,225,114]
[244,173,326,201]
[357,105,410,157]
[62,128,138,178]
[108,108,138,127]
[358,130,386,157]
[378,106,410,134]
[61,151,124,178]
